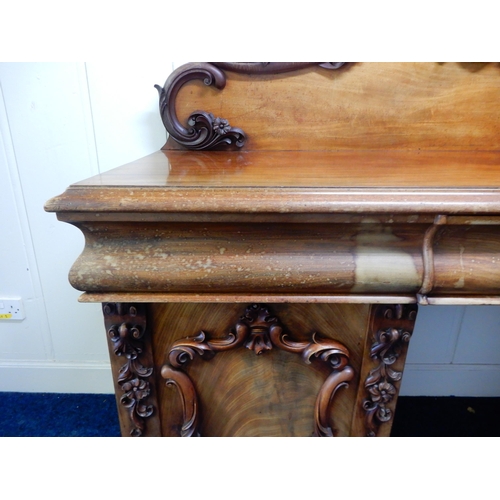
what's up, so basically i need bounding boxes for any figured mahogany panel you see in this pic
[169,62,500,151]
[162,304,355,437]
[150,303,369,437]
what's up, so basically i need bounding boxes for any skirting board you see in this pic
[0,361,499,397]
[0,362,114,394]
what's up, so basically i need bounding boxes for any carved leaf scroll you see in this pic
[160,365,199,437]
[155,63,246,151]
[161,304,354,437]
[155,62,346,151]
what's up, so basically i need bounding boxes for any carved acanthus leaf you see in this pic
[169,325,248,368]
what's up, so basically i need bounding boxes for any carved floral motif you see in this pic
[162,304,353,437]
[213,116,231,136]
[363,304,417,437]
[104,303,154,437]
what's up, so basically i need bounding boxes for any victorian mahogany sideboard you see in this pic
[45,62,500,437]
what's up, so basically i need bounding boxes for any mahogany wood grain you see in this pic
[79,293,420,304]
[81,293,500,306]
[45,149,500,219]
[170,62,500,151]
[50,186,500,218]
[433,225,500,294]
[67,149,500,188]
[65,221,428,294]
[55,218,500,299]
[151,303,369,437]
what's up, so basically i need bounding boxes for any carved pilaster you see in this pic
[362,304,418,437]
[161,303,354,437]
[103,303,159,437]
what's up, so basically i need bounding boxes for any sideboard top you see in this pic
[46,62,500,217]
[45,149,500,217]
[44,63,500,305]
[70,149,500,189]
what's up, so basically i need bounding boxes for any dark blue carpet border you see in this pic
[1,392,498,436]
[0,392,120,437]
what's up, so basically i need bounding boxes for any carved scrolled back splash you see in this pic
[155,62,346,151]
[161,303,354,437]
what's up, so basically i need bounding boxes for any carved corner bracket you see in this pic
[161,304,354,437]
[363,304,418,437]
[155,62,346,151]
[103,303,155,437]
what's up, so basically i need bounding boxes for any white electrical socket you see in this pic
[0,298,25,320]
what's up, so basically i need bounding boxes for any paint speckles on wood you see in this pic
[66,220,500,298]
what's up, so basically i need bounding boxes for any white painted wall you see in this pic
[402,305,500,396]
[1,62,499,396]
[0,62,169,392]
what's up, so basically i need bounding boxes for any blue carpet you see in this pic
[0,392,120,437]
[0,392,498,436]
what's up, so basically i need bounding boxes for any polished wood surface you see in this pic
[171,62,500,151]
[46,150,500,220]
[69,150,500,188]
[45,148,500,219]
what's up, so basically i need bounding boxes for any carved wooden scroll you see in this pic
[103,303,156,436]
[155,62,346,151]
[161,304,354,437]
[363,304,418,437]
[211,62,346,74]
